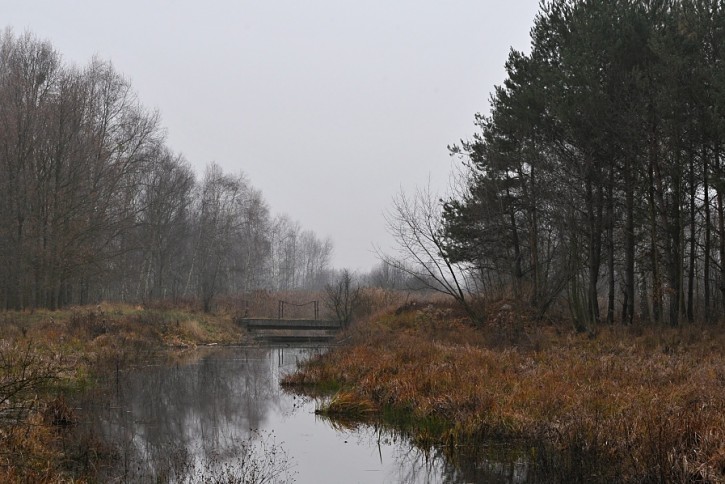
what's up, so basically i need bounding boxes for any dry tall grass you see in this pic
[283,302,725,482]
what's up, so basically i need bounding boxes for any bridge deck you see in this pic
[240,318,342,342]
[241,318,341,330]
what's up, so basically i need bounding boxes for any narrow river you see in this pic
[75,346,530,483]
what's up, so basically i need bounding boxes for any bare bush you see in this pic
[325,270,361,326]
[0,342,61,425]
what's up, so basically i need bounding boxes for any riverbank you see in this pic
[282,301,725,483]
[0,303,248,482]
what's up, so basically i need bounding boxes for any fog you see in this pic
[5,0,539,270]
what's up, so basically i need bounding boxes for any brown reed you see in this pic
[283,301,725,482]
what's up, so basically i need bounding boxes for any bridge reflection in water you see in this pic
[241,318,342,343]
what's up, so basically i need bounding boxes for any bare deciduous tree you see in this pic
[380,184,481,322]
[0,31,333,311]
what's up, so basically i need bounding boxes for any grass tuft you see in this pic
[316,391,378,418]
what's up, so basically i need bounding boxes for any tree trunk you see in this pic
[687,145,696,323]
[623,156,635,325]
[704,142,712,322]
[648,137,661,324]
[606,166,615,324]
[585,174,603,324]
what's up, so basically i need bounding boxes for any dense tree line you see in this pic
[0,31,332,310]
[443,0,725,327]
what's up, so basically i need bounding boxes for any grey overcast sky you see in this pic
[4,0,540,271]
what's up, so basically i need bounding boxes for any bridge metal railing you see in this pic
[278,300,319,320]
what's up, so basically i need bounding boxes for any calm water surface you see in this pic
[77,346,530,483]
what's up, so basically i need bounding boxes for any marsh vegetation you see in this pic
[285,300,725,482]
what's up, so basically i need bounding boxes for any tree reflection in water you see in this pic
[76,346,534,483]
[79,346,310,482]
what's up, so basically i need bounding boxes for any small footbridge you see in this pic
[239,300,342,343]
